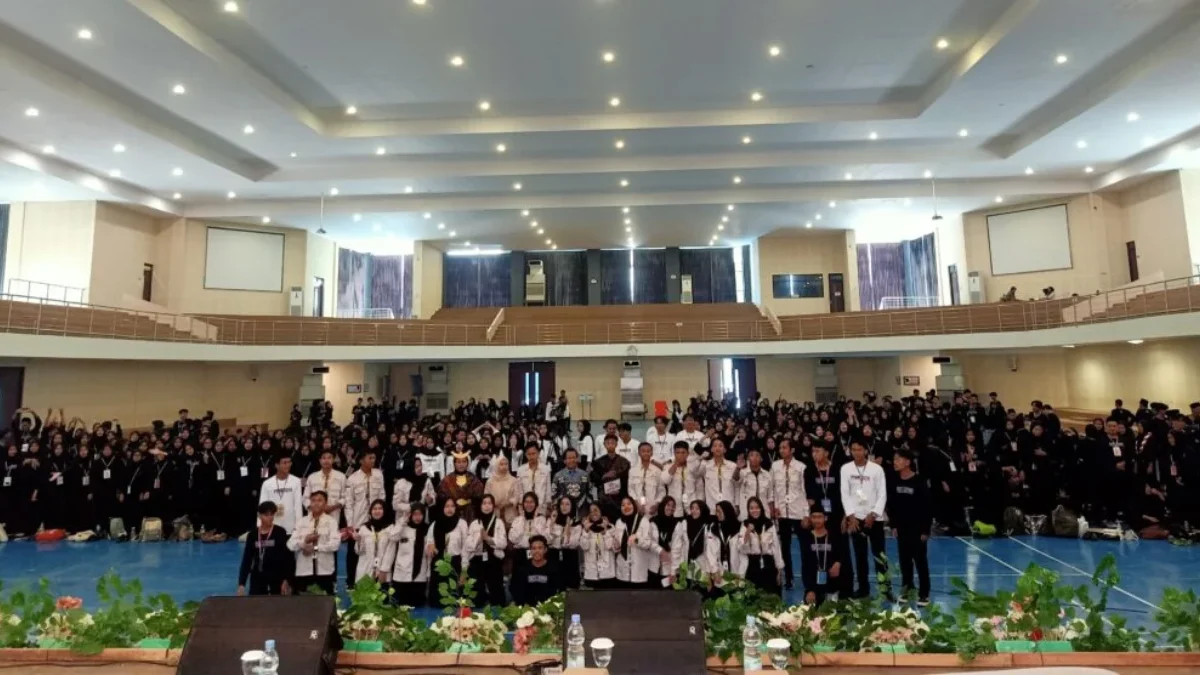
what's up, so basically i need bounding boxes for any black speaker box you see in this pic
[563,589,706,675]
[177,596,342,675]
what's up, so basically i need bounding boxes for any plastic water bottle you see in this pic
[743,616,762,672]
[566,614,586,668]
[259,639,279,674]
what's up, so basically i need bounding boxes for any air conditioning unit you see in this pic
[680,274,694,304]
[620,360,646,419]
[422,364,451,415]
[525,260,546,305]
[968,272,983,304]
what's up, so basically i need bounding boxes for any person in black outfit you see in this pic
[800,504,846,606]
[510,535,562,606]
[889,449,932,605]
[237,501,294,596]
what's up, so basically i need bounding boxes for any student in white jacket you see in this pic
[839,440,890,599]
[674,500,714,582]
[353,499,394,583]
[288,490,341,595]
[344,452,387,590]
[516,444,551,515]
[645,416,676,466]
[384,503,433,607]
[739,496,785,595]
[580,502,618,588]
[706,501,744,589]
[426,497,470,607]
[701,439,738,512]
[465,495,509,607]
[391,459,437,522]
[548,495,583,590]
[509,491,550,564]
[661,442,704,514]
[628,443,664,515]
[304,450,345,519]
[646,497,680,587]
[613,496,653,587]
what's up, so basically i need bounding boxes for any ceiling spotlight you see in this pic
[732,175,742,184]
[512,182,522,191]
[478,100,491,111]
[41,145,55,155]
[805,221,813,229]
[24,107,39,117]
[923,170,933,179]
[329,187,339,196]
[727,204,735,211]
[1025,166,1035,175]
[412,0,427,5]
[404,185,414,193]
[172,83,187,95]
[77,28,93,40]
[437,222,446,230]
[622,207,630,214]
[223,1,239,13]
[376,146,387,155]
[449,54,465,67]
[750,91,763,102]
[261,216,271,224]
[551,244,558,250]
[227,191,236,199]
[1128,339,1144,345]
[614,139,625,149]
[522,210,531,217]
[172,192,182,200]
[994,196,1004,203]
[1084,166,1095,174]
[935,38,949,50]
[609,96,621,107]
[345,105,358,116]
[768,44,782,57]
[1126,111,1140,122]
[624,218,632,225]
[602,51,616,63]
[868,131,878,141]
[243,124,255,134]
[537,228,545,235]
[353,213,362,222]
[844,172,853,180]
[957,128,969,138]
[496,143,507,153]
[717,224,724,231]
[113,143,126,153]
[815,213,822,220]
[742,136,753,145]
[625,226,632,233]
[290,152,298,158]
[545,239,552,245]
[108,169,121,178]
[172,167,183,176]
[423,212,431,219]
[721,216,729,223]
[829,201,837,208]
[449,231,456,238]
[620,178,629,187]
[530,220,538,228]
[1076,139,1088,149]
[1055,53,1069,65]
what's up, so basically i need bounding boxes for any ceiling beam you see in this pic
[984,0,1200,158]
[1092,123,1200,190]
[184,177,1091,218]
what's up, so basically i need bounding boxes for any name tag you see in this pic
[276,504,286,518]
[968,462,977,473]
[947,461,957,473]
[216,470,225,481]
[816,570,828,585]
[260,468,269,479]
[82,476,90,487]
[21,444,28,453]
[1010,442,1018,452]
[3,476,11,487]
[103,469,112,480]
[396,460,404,471]
[482,550,489,562]
[54,473,64,486]
[604,479,620,495]
[240,466,249,477]
[1171,465,1179,477]
[821,499,832,512]
[127,486,133,495]
[1112,446,1122,458]
[154,478,161,489]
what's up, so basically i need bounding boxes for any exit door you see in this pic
[1126,242,1139,282]
[829,273,845,313]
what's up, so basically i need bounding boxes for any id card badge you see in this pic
[216,470,225,481]
[103,469,112,480]
[276,504,285,518]
[1112,445,1122,457]
[2,476,11,487]
[82,475,90,487]
[396,459,404,471]
[526,549,533,560]
[948,461,957,473]
[153,478,161,489]
[816,570,828,585]
[1171,464,1179,477]
[54,473,64,486]
[759,556,765,570]
[240,466,249,477]
[821,499,832,512]
[260,467,269,479]
[968,462,977,473]
[482,550,489,562]
[127,486,133,495]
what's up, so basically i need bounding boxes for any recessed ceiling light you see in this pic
[352,213,362,222]
[1084,166,1095,174]
[113,143,126,153]
[449,54,465,67]
[609,96,621,107]
[172,84,187,95]
[625,226,632,233]
[449,231,456,238]
[172,192,182,200]
[404,185,414,193]
[551,244,558,250]
[614,139,625,149]
[41,145,55,155]
[1024,166,1035,175]
[243,124,255,134]
[1055,53,1069,65]
[732,175,742,184]
[261,216,271,224]
[620,178,629,187]
[935,38,949,50]
[223,1,239,13]
[290,152,298,158]
[329,187,339,196]
[958,128,969,138]
[227,191,236,199]
[624,218,632,225]
[994,196,1004,203]
[1127,339,1144,345]
[717,224,724,231]
[172,167,183,176]
[345,105,358,116]
[829,201,837,208]
[24,107,39,117]
[545,239,552,245]
[768,44,782,58]
[423,212,431,219]
[375,146,387,155]
[868,132,878,141]
[530,220,538,228]
[496,143,507,153]
[522,210,531,217]
[77,28,93,40]
[1127,112,1140,122]
[844,172,853,180]
[805,221,813,228]
[727,204,735,211]
[815,213,822,220]
[537,228,545,235]
[721,216,729,223]
[602,51,616,63]
[1076,139,1088,149]
[622,207,630,214]
[742,136,752,145]
[750,91,763,102]
[437,222,446,230]
[923,170,933,179]
[512,182,522,191]
[411,0,427,5]
[478,100,491,111]
[108,169,121,178]
[464,241,471,246]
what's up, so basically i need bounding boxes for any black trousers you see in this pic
[391,581,427,608]
[345,543,359,590]
[849,520,890,597]
[777,518,803,583]
[468,555,506,607]
[297,575,335,595]
[248,576,284,596]
[895,529,930,600]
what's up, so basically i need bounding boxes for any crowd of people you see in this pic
[3,389,1199,609]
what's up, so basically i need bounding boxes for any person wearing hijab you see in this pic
[173,443,211,535]
[647,497,679,587]
[548,495,583,590]
[613,495,652,588]
[740,496,785,595]
[580,502,618,589]
[426,496,469,606]
[707,501,743,592]
[66,444,97,535]
[392,457,437,522]
[92,443,122,536]
[40,443,71,531]
[510,491,549,567]
[1,444,37,538]
[466,494,509,607]
[353,499,395,583]
[485,456,520,525]
[675,500,713,579]
[385,503,432,607]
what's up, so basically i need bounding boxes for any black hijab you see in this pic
[432,497,459,554]
[743,497,771,535]
[652,497,679,549]
[407,504,431,577]
[712,501,740,567]
[684,500,710,561]
[618,498,641,559]
[367,498,391,532]
[554,498,578,528]
[479,496,499,538]
[521,491,540,520]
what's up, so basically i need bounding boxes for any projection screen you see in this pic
[986,204,1071,275]
[204,226,285,292]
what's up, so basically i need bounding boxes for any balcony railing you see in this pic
[0,273,1196,347]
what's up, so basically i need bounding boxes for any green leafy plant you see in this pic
[1154,588,1200,651]
[0,579,57,648]
[434,553,476,615]
[140,594,198,648]
[67,572,152,654]
[1072,555,1146,653]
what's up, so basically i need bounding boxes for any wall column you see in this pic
[510,250,526,306]
[665,246,681,303]
[586,249,602,305]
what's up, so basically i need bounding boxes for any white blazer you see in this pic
[661,455,705,509]
[288,513,341,578]
[464,516,509,561]
[428,519,469,559]
[345,469,386,529]
[704,527,744,586]
[645,520,677,575]
[670,522,712,576]
[735,469,775,519]
[613,515,654,584]
[580,525,618,581]
[304,469,346,513]
[627,462,664,514]
[517,462,552,514]
[384,524,432,583]
[354,525,395,581]
[509,514,550,553]
[391,477,436,520]
[738,524,786,576]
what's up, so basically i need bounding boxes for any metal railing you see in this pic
[337,308,396,319]
[877,296,940,310]
[0,273,1196,347]
[5,279,88,305]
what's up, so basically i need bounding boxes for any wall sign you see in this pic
[346,384,363,394]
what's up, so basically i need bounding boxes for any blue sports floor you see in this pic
[1,535,1193,627]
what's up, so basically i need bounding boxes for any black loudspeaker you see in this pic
[177,596,342,675]
[563,590,706,675]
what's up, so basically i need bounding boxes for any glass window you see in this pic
[771,274,824,298]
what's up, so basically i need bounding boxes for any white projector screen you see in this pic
[986,204,1072,275]
[204,227,285,292]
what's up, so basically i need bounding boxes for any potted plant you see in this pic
[0,580,57,649]
[431,554,508,653]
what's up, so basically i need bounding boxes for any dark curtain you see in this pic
[336,248,370,315]
[680,248,738,304]
[0,204,8,287]
[633,249,668,304]
[856,243,904,311]
[443,254,512,308]
[733,358,757,408]
[370,254,414,318]
[901,233,939,303]
[529,250,587,306]
[600,249,631,305]
[740,246,752,303]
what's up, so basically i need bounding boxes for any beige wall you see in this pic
[3,201,97,296]
[19,359,306,427]
[1064,338,1200,411]
[305,233,337,318]
[1119,172,1194,282]
[413,242,444,319]
[89,203,163,307]
[952,351,1069,408]
[756,231,852,316]
[1181,170,1200,272]
[448,360,509,409]
[755,356,816,402]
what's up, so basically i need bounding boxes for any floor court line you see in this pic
[1006,537,1160,611]
[954,536,1025,575]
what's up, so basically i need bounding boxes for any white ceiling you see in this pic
[3,0,1200,251]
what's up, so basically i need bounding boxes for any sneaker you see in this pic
[917,598,931,607]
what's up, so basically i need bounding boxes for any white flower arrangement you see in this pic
[431,613,507,652]
[39,612,93,640]
[861,607,929,649]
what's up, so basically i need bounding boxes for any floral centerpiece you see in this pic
[512,608,557,654]
[859,607,930,652]
[430,607,508,652]
[973,602,1088,644]
[39,597,93,647]
[758,604,832,661]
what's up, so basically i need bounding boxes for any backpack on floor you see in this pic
[1003,507,1026,535]
[172,519,193,542]
[140,518,163,542]
[1052,505,1081,537]
[109,517,126,540]
[0,524,7,542]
